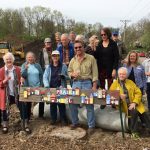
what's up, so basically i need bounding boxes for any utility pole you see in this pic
[120,20,131,43]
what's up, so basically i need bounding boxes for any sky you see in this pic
[1,0,150,28]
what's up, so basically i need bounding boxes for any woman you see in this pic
[123,51,147,126]
[0,52,21,133]
[110,67,150,138]
[85,35,99,56]
[94,27,119,89]
[123,51,146,94]
[43,50,68,125]
[21,52,43,131]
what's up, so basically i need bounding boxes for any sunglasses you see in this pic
[74,46,82,49]
[101,34,106,37]
[52,55,59,57]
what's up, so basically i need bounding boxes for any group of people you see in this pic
[0,27,150,138]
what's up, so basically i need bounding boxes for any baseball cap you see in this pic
[112,31,119,36]
[51,50,60,55]
[44,38,51,43]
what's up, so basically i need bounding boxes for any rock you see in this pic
[49,126,87,140]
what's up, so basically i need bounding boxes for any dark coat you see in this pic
[94,39,119,77]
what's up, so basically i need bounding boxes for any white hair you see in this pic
[61,33,69,39]
[118,67,128,75]
[26,52,36,61]
[3,52,15,63]
[75,35,85,43]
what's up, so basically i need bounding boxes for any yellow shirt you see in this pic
[68,53,98,82]
[109,79,145,114]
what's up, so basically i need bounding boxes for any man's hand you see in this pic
[71,72,79,79]
[120,94,126,100]
[128,103,136,110]
[3,76,11,84]
[112,69,116,78]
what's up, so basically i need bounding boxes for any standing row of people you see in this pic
[0,27,149,138]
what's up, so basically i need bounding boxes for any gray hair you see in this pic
[61,33,69,39]
[75,34,85,43]
[3,52,15,63]
[118,67,128,75]
[26,52,36,61]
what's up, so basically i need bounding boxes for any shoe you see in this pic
[2,127,8,134]
[25,127,31,134]
[100,105,106,109]
[70,124,80,130]
[87,128,95,136]
[50,120,56,125]
[131,132,140,139]
[61,120,68,126]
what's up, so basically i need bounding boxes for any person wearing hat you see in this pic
[38,37,52,118]
[43,50,69,125]
[112,31,127,66]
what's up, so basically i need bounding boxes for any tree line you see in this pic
[0,6,103,41]
[0,6,150,51]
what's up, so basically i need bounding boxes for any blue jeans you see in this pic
[69,80,95,128]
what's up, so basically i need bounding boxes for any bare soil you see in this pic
[0,105,150,150]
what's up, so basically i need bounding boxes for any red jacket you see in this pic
[0,66,21,110]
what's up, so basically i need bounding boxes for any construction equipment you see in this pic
[0,41,25,60]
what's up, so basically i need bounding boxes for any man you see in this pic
[69,31,76,44]
[142,52,150,112]
[68,40,98,135]
[112,31,127,65]
[57,33,74,66]
[110,67,150,138]
[38,37,52,118]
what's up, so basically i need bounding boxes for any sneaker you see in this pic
[70,124,80,130]
[87,128,95,136]
[131,132,140,139]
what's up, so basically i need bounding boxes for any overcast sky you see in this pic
[1,0,150,28]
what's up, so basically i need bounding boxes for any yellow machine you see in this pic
[0,41,25,59]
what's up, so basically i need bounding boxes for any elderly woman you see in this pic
[85,35,99,56]
[43,50,68,125]
[21,52,43,131]
[0,52,21,133]
[110,67,150,138]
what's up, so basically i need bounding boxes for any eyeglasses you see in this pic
[74,46,82,49]
[101,34,106,37]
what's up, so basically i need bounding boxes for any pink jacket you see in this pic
[0,66,21,110]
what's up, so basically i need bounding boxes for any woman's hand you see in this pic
[3,76,11,84]
[128,103,136,110]
[112,69,116,78]
[120,94,126,100]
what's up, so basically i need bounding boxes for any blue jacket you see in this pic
[21,62,43,87]
[123,64,147,90]
[43,63,69,88]
[56,43,74,63]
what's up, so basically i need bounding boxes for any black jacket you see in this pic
[94,39,119,77]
